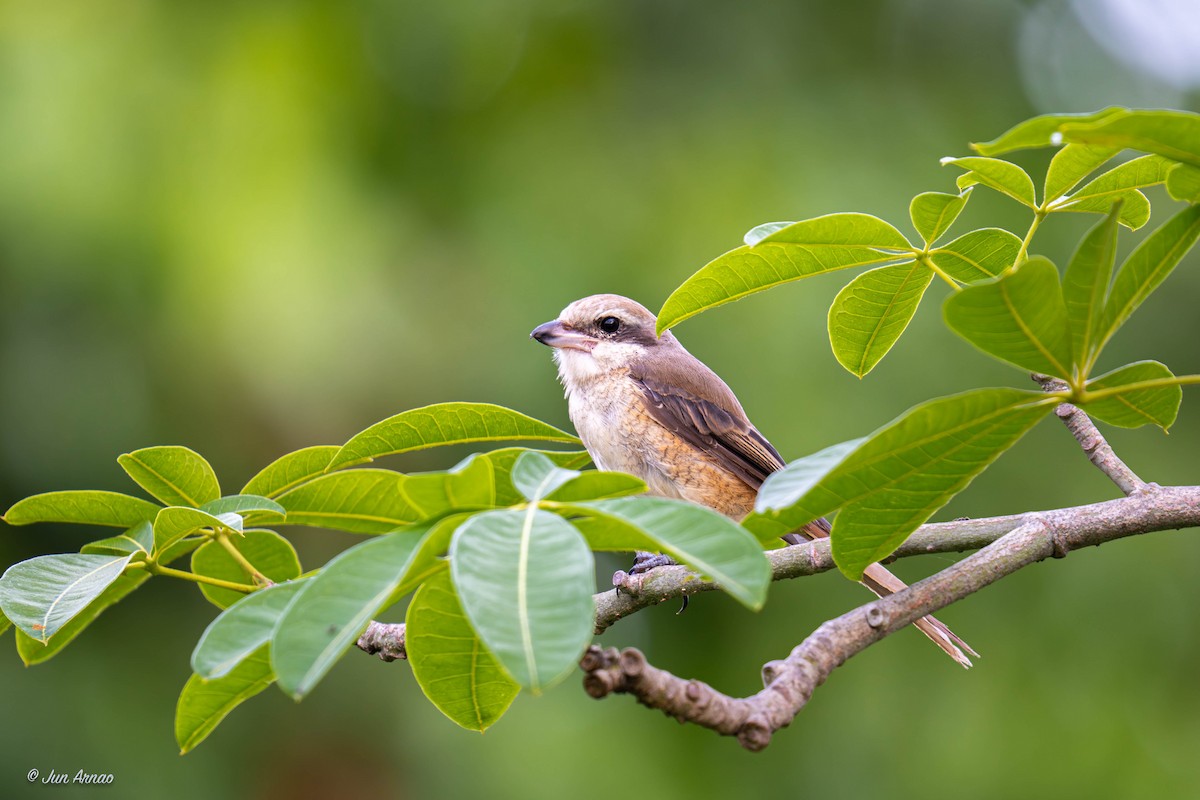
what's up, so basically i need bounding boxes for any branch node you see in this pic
[761,659,785,687]
[737,716,773,752]
[865,605,887,629]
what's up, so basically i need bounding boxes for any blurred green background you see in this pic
[3,0,1200,797]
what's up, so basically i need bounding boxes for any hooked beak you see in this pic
[530,320,597,352]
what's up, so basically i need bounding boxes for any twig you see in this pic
[1034,374,1146,495]
[357,622,407,661]
[580,484,1200,750]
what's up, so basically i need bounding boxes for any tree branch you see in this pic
[1035,374,1146,495]
[580,484,1200,750]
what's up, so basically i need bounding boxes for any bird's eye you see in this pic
[598,316,621,335]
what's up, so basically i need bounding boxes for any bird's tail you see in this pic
[784,522,977,669]
[860,563,977,669]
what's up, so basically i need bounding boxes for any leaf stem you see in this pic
[1077,374,1200,403]
[215,531,270,586]
[1013,210,1046,268]
[917,254,962,291]
[140,562,258,593]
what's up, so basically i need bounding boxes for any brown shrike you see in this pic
[531,293,975,668]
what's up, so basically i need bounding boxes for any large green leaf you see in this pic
[1099,204,1200,351]
[940,157,1036,208]
[909,189,970,245]
[1063,202,1122,372]
[407,570,520,732]
[928,228,1022,282]
[971,108,1127,155]
[117,446,221,507]
[329,403,580,470]
[450,509,594,693]
[176,646,274,754]
[510,451,646,504]
[828,261,932,378]
[272,526,431,699]
[192,581,307,679]
[478,448,592,506]
[1044,144,1119,203]
[1054,155,1173,207]
[0,553,134,642]
[656,213,912,334]
[752,438,867,527]
[753,388,1053,579]
[81,520,154,556]
[1058,109,1200,170]
[1166,163,1200,203]
[565,497,769,610]
[1063,190,1150,231]
[401,454,496,517]
[1080,361,1182,431]
[199,495,286,522]
[15,571,150,665]
[241,446,340,498]
[943,257,1074,378]
[275,469,419,533]
[3,490,160,528]
[153,506,241,553]
[191,529,302,608]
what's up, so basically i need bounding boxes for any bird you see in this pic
[530,293,976,668]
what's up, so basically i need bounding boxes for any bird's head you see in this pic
[530,294,677,387]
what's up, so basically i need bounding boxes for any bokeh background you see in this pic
[3,1,1200,797]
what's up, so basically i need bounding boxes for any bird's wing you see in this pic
[629,357,785,489]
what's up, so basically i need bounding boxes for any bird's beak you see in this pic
[530,320,597,352]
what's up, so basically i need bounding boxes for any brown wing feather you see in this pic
[628,352,785,489]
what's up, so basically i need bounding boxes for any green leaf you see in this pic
[752,388,1052,579]
[1058,109,1200,170]
[1044,144,1119,203]
[15,571,150,665]
[565,497,769,610]
[940,157,1036,208]
[943,257,1074,378]
[272,526,431,699]
[407,570,520,732]
[153,506,241,553]
[1099,204,1200,351]
[330,403,580,470]
[511,451,579,500]
[241,446,340,498]
[450,509,594,692]
[275,469,419,534]
[909,190,971,246]
[828,261,932,377]
[1167,162,1200,203]
[117,446,221,507]
[191,529,302,608]
[928,228,1022,282]
[199,495,286,522]
[971,107,1127,155]
[1080,361,1182,431]
[3,490,160,528]
[656,213,913,334]
[753,438,868,520]
[81,520,154,556]
[1051,154,1174,220]
[479,448,592,506]
[0,553,134,642]
[192,581,307,679]
[1056,189,1150,231]
[1063,202,1122,371]
[401,454,496,517]
[0,609,10,638]
[176,646,274,754]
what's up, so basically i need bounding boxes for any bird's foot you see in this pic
[629,550,675,575]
